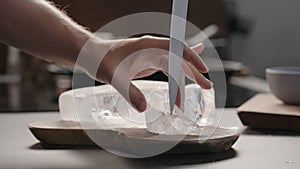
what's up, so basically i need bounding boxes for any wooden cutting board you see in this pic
[237,93,300,131]
[28,120,240,154]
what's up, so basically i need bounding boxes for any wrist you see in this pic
[76,35,115,83]
[67,30,92,66]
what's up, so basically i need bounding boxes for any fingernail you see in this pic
[208,80,214,88]
[205,79,213,88]
[204,64,209,72]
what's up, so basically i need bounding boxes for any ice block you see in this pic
[59,80,215,135]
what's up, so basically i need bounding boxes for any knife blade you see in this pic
[168,0,189,114]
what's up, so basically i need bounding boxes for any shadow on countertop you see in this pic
[125,149,237,167]
[29,142,237,168]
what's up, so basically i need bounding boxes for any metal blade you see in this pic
[169,0,189,114]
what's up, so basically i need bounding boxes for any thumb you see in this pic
[128,82,147,112]
[111,75,147,112]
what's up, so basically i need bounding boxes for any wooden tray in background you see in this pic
[29,121,239,154]
[237,93,300,131]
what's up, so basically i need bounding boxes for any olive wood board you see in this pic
[29,120,240,154]
[237,93,300,131]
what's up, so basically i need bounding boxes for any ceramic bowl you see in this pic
[266,66,300,105]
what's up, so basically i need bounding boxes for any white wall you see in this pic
[229,0,300,77]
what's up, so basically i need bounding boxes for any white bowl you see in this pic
[266,66,300,105]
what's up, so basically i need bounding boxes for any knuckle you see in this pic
[140,35,153,43]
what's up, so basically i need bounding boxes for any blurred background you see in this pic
[0,0,299,112]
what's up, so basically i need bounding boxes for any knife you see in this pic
[169,0,189,114]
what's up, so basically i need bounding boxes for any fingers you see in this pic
[139,36,209,74]
[185,62,213,89]
[133,37,213,90]
[161,56,212,89]
[191,43,205,54]
[183,43,209,73]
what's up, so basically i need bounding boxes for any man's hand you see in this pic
[81,36,212,112]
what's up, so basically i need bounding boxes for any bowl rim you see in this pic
[266,66,300,75]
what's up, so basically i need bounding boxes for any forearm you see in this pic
[0,0,92,65]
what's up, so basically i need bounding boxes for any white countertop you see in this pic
[0,108,299,169]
